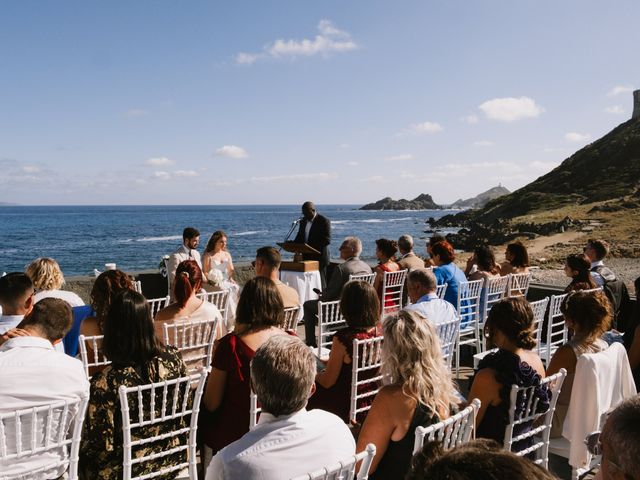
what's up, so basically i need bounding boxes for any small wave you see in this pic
[0,248,18,254]
[332,220,349,225]
[135,235,182,242]
[233,230,267,237]
[361,219,383,223]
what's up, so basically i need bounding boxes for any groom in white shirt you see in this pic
[167,227,202,296]
[205,335,355,480]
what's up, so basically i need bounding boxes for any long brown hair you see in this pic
[235,277,284,332]
[204,230,227,254]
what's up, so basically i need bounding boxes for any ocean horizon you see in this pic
[0,204,457,276]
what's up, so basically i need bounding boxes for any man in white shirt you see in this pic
[167,227,202,295]
[404,268,458,325]
[205,335,355,480]
[0,297,90,478]
[0,272,35,334]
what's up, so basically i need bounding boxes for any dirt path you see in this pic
[525,231,586,255]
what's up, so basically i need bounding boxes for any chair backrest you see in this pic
[290,443,377,480]
[249,390,261,429]
[435,283,447,300]
[435,316,461,367]
[118,368,208,480]
[544,293,568,364]
[414,399,481,454]
[195,290,229,325]
[147,295,171,318]
[162,319,219,376]
[504,369,567,469]
[78,334,111,378]
[316,300,346,355]
[132,280,143,294]
[0,395,89,480]
[483,275,510,320]
[456,279,484,329]
[381,269,408,317]
[508,272,532,298]
[349,336,384,424]
[529,298,550,357]
[283,305,302,332]
[348,272,376,285]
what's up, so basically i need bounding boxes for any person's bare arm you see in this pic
[467,368,500,426]
[546,344,577,377]
[315,337,347,388]
[355,388,396,474]
[203,368,228,411]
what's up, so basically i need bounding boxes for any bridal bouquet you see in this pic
[207,269,224,287]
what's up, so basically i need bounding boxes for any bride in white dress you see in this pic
[202,230,239,328]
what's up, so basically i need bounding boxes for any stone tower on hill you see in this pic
[633,90,640,120]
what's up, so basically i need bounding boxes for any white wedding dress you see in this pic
[210,259,239,329]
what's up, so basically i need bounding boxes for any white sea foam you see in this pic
[135,235,182,242]
[233,230,266,237]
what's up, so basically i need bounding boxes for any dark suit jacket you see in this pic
[322,257,372,301]
[294,213,331,268]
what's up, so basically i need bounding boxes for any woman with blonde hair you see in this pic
[356,309,458,479]
[26,257,84,307]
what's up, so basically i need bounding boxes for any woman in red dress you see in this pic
[308,281,382,423]
[199,277,288,454]
[372,238,400,310]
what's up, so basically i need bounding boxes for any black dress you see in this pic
[369,403,439,480]
[475,349,550,452]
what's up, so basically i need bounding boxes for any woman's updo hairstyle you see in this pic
[90,269,134,319]
[375,238,398,259]
[560,290,612,341]
[485,297,536,350]
[173,260,203,308]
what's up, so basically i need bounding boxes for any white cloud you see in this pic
[384,153,414,162]
[235,20,357,65]
[564,132,591,142]
[22,165,42,173]
[145,157,175,167]
[473,140,494,147]
[346,161,359,166]
[153,171,171,180]
[462,114,479,124]
[125,109,149,117]
[362,175,385,183]
[604,105,625,114]
[215,145,249,159]
[607,85,634,97]
[249,172,336,184]
[410,121,443,134]
[479,96,544,122]
[339,143,351,149]
[174,170,198,177]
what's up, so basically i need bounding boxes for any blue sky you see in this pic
[1,1,638,205]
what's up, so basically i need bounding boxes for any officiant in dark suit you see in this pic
[294,201,331,287]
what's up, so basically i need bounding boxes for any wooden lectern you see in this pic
[277,241,320,272]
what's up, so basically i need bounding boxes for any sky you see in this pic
[1,1,638,206]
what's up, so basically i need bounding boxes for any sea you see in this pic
[0,205,459,276]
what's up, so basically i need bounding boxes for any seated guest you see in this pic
[303,236,371,347]
[546,290,611,437]
[373,238,401,309]
[80,269,133,339]
[432,240,467,307]
[563,253,597,292]
[356,310,458,479]
[307,281,381,423]
[598,396,640,480]
[205,335,355,479]
[465,246,500,282]
[397,234,425,271]
[79,290,188,480]
[26,257,84,307]
[468,298,548,449]
[167,227,202,295]
[404,268,458,325]
[200,277,288,455]
[625,276,640,389]
[253,246,299,308]
[583,238,611,287]
[155,259,223,338]
[405,439,557,480]
[0,272,35,334]
[0,298,90,479]
[424,234,445,268]
[499,241,530,276]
